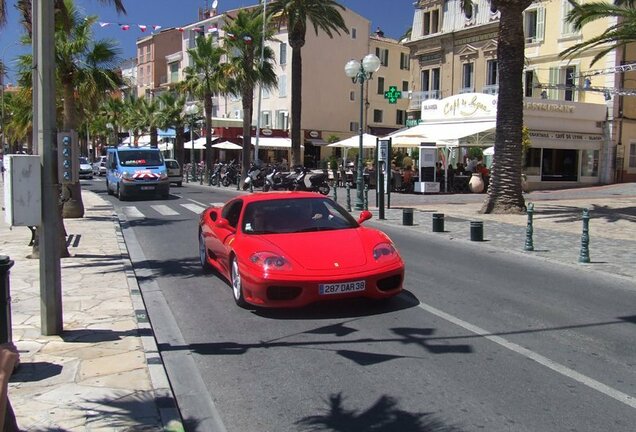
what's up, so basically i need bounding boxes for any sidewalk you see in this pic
[363,183,636,280]
[1,187,182,431]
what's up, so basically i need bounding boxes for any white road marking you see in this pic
[209,202,225,207]
[122,206,145,219]
[187,198,209,207]
[151,205,179,216]
[180,203,207,215]
[417,301,636,409]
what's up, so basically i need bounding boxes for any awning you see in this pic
[483,146,494,156]
[158,142,174,151]
[386,121,496,147]
[251,137,292,148]
[122,135,151,145]
[305,138,329,146]
[327,133,378,148]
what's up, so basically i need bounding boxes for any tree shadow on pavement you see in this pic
[295,392,465,432]
[11,362,63,383]
[535,203,636,224]
[132,257,203,281]
[60,328,153,343]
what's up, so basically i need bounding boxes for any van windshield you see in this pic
[118,150,163,167]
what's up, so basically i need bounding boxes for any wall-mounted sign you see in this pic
[309,130,320,138]
[421,93,497,121]
[262,128,273,136]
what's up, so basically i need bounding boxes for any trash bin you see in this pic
[0,255,15,344]
[432,213,444,232]
[470,221,484,242]
[402,208,414,226]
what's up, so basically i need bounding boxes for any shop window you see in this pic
[580,149,599,176]
[541,148,578,181]
[524,148,541,176]
[629,143,636,168]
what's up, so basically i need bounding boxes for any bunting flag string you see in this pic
[97,21,224,34]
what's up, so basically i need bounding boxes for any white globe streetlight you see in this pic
[184,103,200,181]
[344,53,381,210]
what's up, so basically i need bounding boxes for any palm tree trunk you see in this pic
[175,125,185,168]
[290,44,303,167]
[150,126,158,148]
[480,1,530,214]
[61,81,85,219]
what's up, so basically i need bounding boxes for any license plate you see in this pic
[140,186,155,191]
[319,280,365,295]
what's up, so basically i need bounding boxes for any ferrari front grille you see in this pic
[377,275,402,292]
[267,286,302,301]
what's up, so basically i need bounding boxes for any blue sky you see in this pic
[1,0,415,84]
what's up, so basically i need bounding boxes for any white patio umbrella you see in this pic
[483,146,495,156]
[212,141,243,150]
[327,133,378,148]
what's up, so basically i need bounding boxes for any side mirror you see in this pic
[357,210,372,224]
[216,217,236,233]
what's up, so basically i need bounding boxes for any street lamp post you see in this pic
[184,103,200,181]
[344,54,381,211]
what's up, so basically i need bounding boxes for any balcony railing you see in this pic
[459,87,474,94]
[482,85,499,95]
[408,90,441,110]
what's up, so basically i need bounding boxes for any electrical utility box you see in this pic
[3,155,42,226]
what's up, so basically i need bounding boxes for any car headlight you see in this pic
[122,171,132,179]
[160,172,168,180]
[250,252,292,271]
[373,242,397,262]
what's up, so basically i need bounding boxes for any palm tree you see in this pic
[156,92,187,167]
[121,95,145,145]
[223,8,278,185]
[457,0,531,214]
[99,96,124,146]
[267,0,349,167]
[561,0,636,65]
[181,35,227,181]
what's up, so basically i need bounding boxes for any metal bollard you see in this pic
[0,255,15,344]
[402,208,414,226]
[470,221,484,241]
[333,183,338,202]
[432,213,444,233]
[578,208,591,263]
[345,184,352,212]
[524,202,534,251]
[364,185,369,211]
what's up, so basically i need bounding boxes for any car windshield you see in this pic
[166,161,178,169]
[79,157,89,164]
[242,197,358,234]
[118,150,163,167]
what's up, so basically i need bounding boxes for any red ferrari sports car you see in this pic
[198,192,404,308]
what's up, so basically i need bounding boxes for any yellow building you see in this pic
[404,0,620,189]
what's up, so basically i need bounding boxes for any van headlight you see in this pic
[159,172,168,180]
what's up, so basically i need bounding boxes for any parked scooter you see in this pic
[293,166,330,195]
[262,165,298,192]
[242,162,267,190]
[220,160,240,187]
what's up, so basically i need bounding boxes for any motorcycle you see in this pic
[262,165,298,192]
[221,160,240,187]
[210,162,224,186]
[242,162,267,190]
[293,166,330,195]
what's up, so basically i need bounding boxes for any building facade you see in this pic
[404,0,619,189]
[136,28,182,98]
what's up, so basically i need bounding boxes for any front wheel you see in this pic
[262,183,271,192]
[318,183,330,196]
[199,231,212,272]
[231,257,247,307]
[222,176,230,187]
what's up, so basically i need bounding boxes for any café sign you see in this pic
[421,93,498,121]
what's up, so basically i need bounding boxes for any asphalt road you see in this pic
[86,178,636,432]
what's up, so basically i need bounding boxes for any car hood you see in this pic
[257,228,372,271]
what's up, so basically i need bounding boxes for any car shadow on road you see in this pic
[251,290,420,320]
[295,392,465,432]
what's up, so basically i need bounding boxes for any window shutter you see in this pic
[549,67,558,99]
[537,7,545,42]
[412,9,424,39]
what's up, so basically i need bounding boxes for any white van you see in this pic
[164,159,182,187]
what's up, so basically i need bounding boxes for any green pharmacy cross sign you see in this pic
[384,86,402,104]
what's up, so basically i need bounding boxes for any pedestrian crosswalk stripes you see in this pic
[123,206,145,219]
[151,205,180,216]
[119,202,212,219]
[180,203,207,215]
